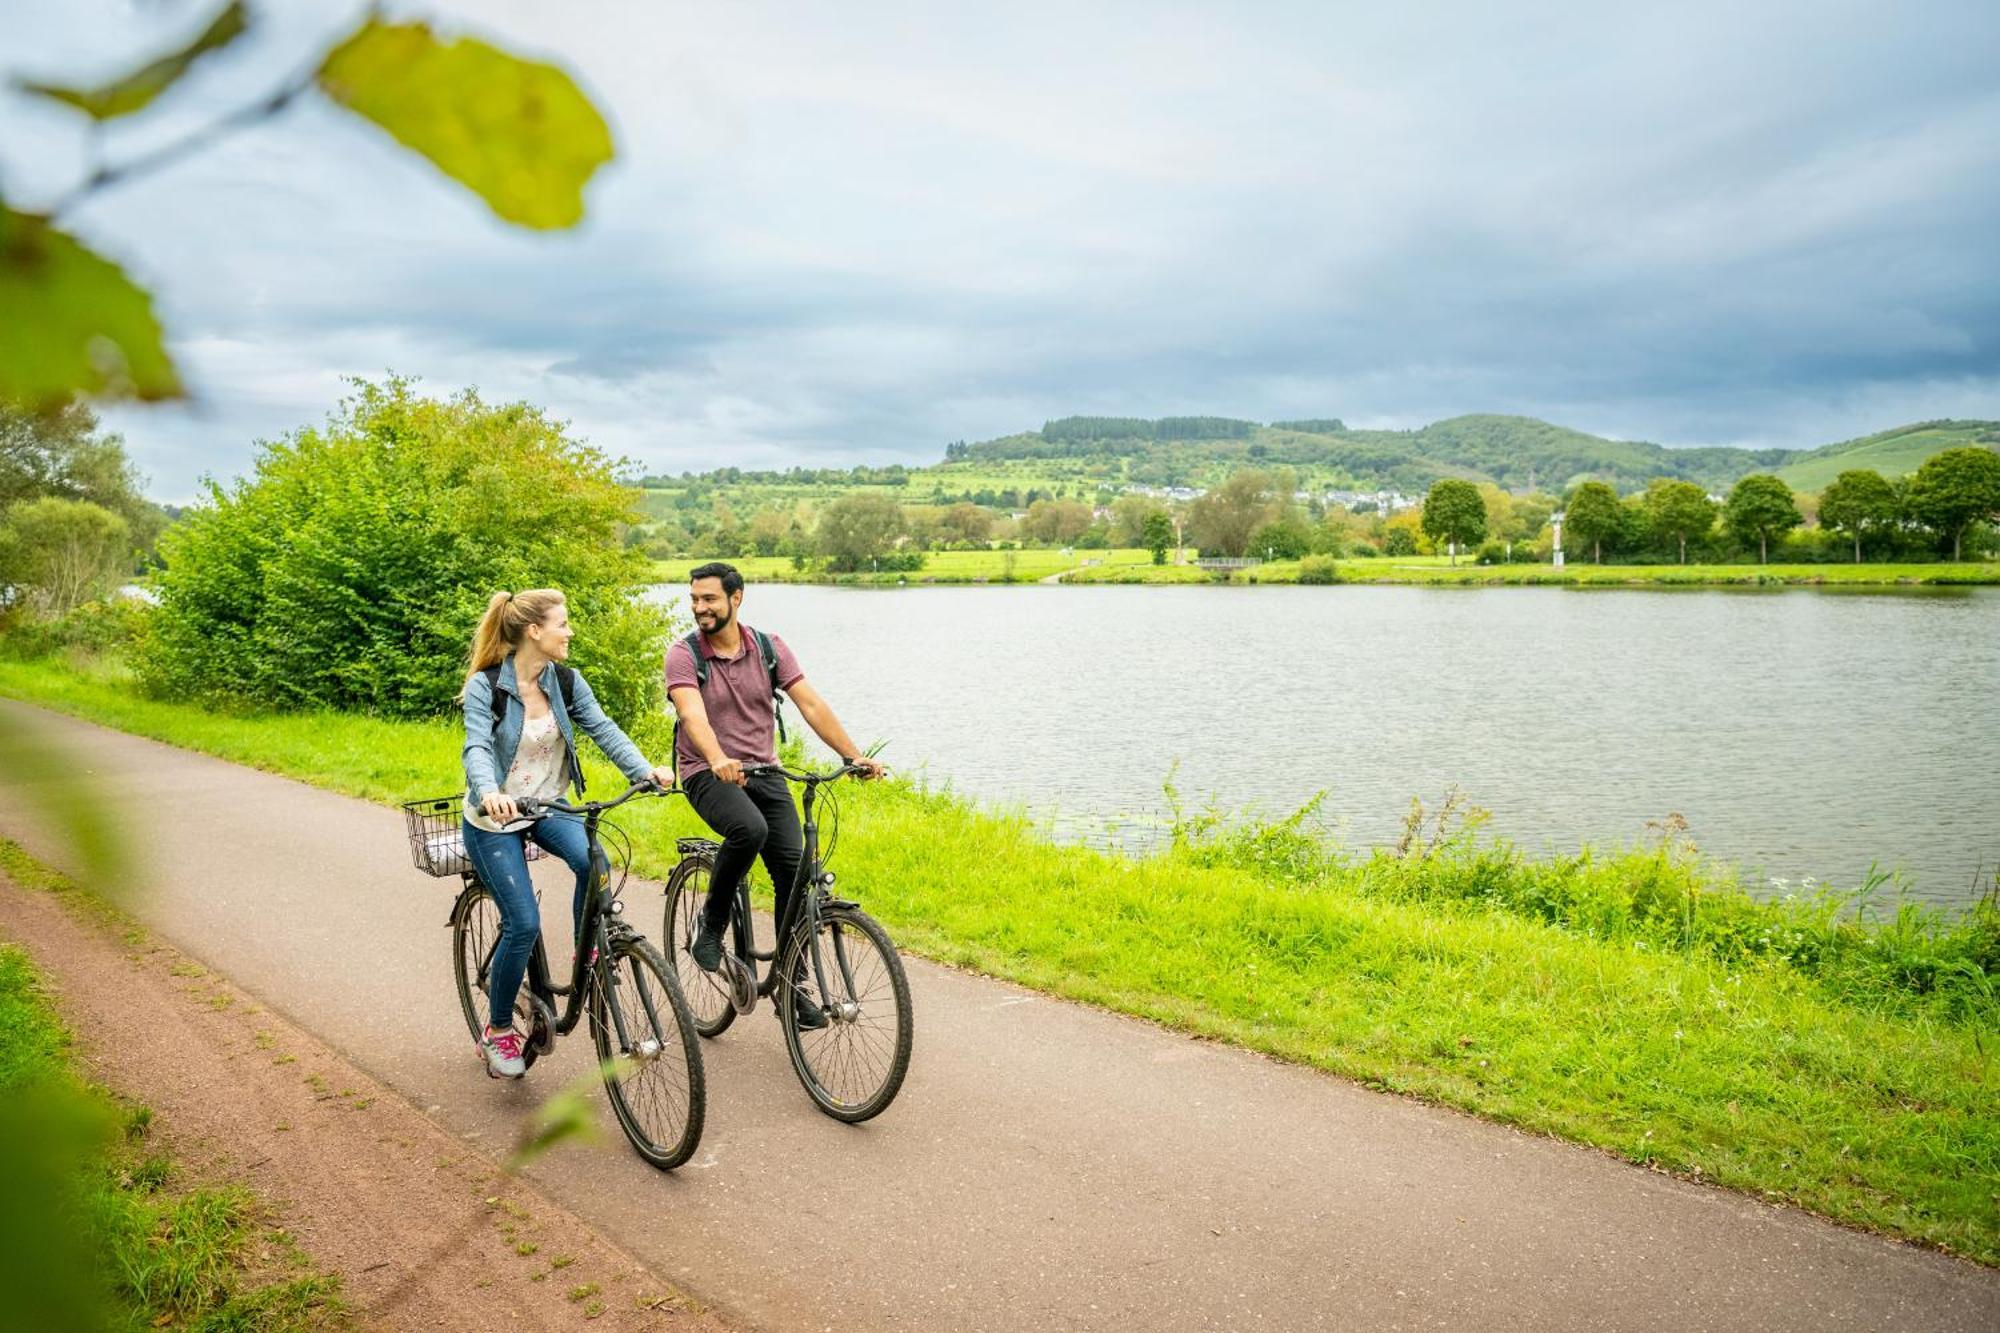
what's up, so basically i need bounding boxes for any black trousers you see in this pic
[683,770,806,934]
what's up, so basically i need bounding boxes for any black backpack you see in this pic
[672,627,788,777]
[481,662,587,793]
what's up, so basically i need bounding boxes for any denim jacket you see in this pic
[461,655,653,804]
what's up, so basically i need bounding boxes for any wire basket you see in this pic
[403,795,472,877]
[401,794,549,878]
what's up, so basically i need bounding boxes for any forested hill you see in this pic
[946,415,2000,493]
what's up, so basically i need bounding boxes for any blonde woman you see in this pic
[459,589,673,1078]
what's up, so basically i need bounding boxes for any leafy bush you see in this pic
[1381,529,1418,556]
[1296,554,1343,584]
[138,378,669,721]
[0,598,148,660]
[1347,541,1380,558]
[1474,540,1509,565]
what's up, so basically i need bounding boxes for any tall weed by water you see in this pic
[1168,785,1999,1024]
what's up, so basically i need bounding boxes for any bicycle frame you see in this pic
[725,767,863,1008]
[450,790,656,1052]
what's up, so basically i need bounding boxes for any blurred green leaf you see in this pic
[0,207,181,408]
[316,21,614,230]
[16,1,250,121]
[506,1072,602,1169]
[0,707,131,895]
[0,1087,117,1332]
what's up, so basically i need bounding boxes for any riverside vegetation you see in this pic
[1,643,1995,1265]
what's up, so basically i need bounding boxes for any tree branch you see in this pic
[49,70,314,220]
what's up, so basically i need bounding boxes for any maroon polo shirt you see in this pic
[665,624,804,779]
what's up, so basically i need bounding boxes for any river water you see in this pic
[646,583,2000,908]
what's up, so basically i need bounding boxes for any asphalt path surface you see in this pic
[3,699,1994,1331]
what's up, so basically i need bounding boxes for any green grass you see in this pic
[652,547,1167,585]
[652,551,2000,588]
[0,916,344,1330]
[2,653,1995,1263]
[1064,558,2000,587]
[1776,424,1997,492]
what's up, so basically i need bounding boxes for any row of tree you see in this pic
[1538,449,2000,565]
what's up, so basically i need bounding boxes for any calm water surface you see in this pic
[650,584,2000,907]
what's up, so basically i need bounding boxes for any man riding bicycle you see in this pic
[666,562,883,1029]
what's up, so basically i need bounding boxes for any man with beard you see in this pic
[666,562,883,1026]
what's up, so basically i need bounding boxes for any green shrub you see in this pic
[138,378,670,721]
[1297,554,1343,584]
[1475,540,1509,565]
[0,598,149,660]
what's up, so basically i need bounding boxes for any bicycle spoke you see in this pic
[784,907,911,1121]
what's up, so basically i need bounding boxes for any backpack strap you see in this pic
[749,627,788,744]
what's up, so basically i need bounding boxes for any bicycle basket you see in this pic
[402,794,548,879]
[403,795,471,877]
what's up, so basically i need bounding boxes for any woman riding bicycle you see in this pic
[459,589,674,1079]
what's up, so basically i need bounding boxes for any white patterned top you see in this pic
[464,711,570,832]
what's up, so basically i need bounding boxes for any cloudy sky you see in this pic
[7,0,1998,501]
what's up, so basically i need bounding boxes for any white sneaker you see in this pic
[481,1025,527,1079]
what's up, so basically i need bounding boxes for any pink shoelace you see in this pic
[486,1027,525,1059]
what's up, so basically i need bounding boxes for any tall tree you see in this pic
[0,398,162,547]
[1420,479,1486,565]
[1563,481,1622,564]
[1817,469,1899,563]
[815,493,907,571]
[1643,479,1717,564]
[1906,447,2000,561]
[1141,511,1174,565]
[1187,469,1283,557]
[1723,474,1801,563]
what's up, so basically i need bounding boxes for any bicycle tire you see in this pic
[589,934,706,1170]
[779,904,913,1123]
[449,883,541,1071]
[662,856,738,1038]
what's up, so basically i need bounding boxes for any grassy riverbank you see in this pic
[652,553,2000,588]
[0,859,344,1329]
[1072,557,2000,587]
[2,653,1995,1264]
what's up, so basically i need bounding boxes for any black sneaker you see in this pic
[783,975,829,1030]
[690,916,725,973]
[787,998,829,1031]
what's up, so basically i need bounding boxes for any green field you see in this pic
[656,553,2000,589]
[652,547,1168,584]
[1776,424,1998,492]
[2,651,1995,1264]
[1064,558,2000,587]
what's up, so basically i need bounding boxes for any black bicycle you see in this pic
[403,780,705,1170]
[662,762,913,1123]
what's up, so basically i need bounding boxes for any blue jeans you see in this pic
[461,814,595,1031]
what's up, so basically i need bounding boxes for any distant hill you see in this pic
[945,414,1999,494]
[1773,421,2000,492]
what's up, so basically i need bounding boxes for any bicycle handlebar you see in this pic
[741,759,874,785]
[516,778,673,819]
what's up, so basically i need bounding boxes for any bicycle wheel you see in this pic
[662,857,737,1038]
[590,935,705,1170]
[780,905,913,1123]
[450,883,541,1071]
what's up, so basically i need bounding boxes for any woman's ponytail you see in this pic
[458,589,566,701]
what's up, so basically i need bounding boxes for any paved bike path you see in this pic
[3,700,1994,1332]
